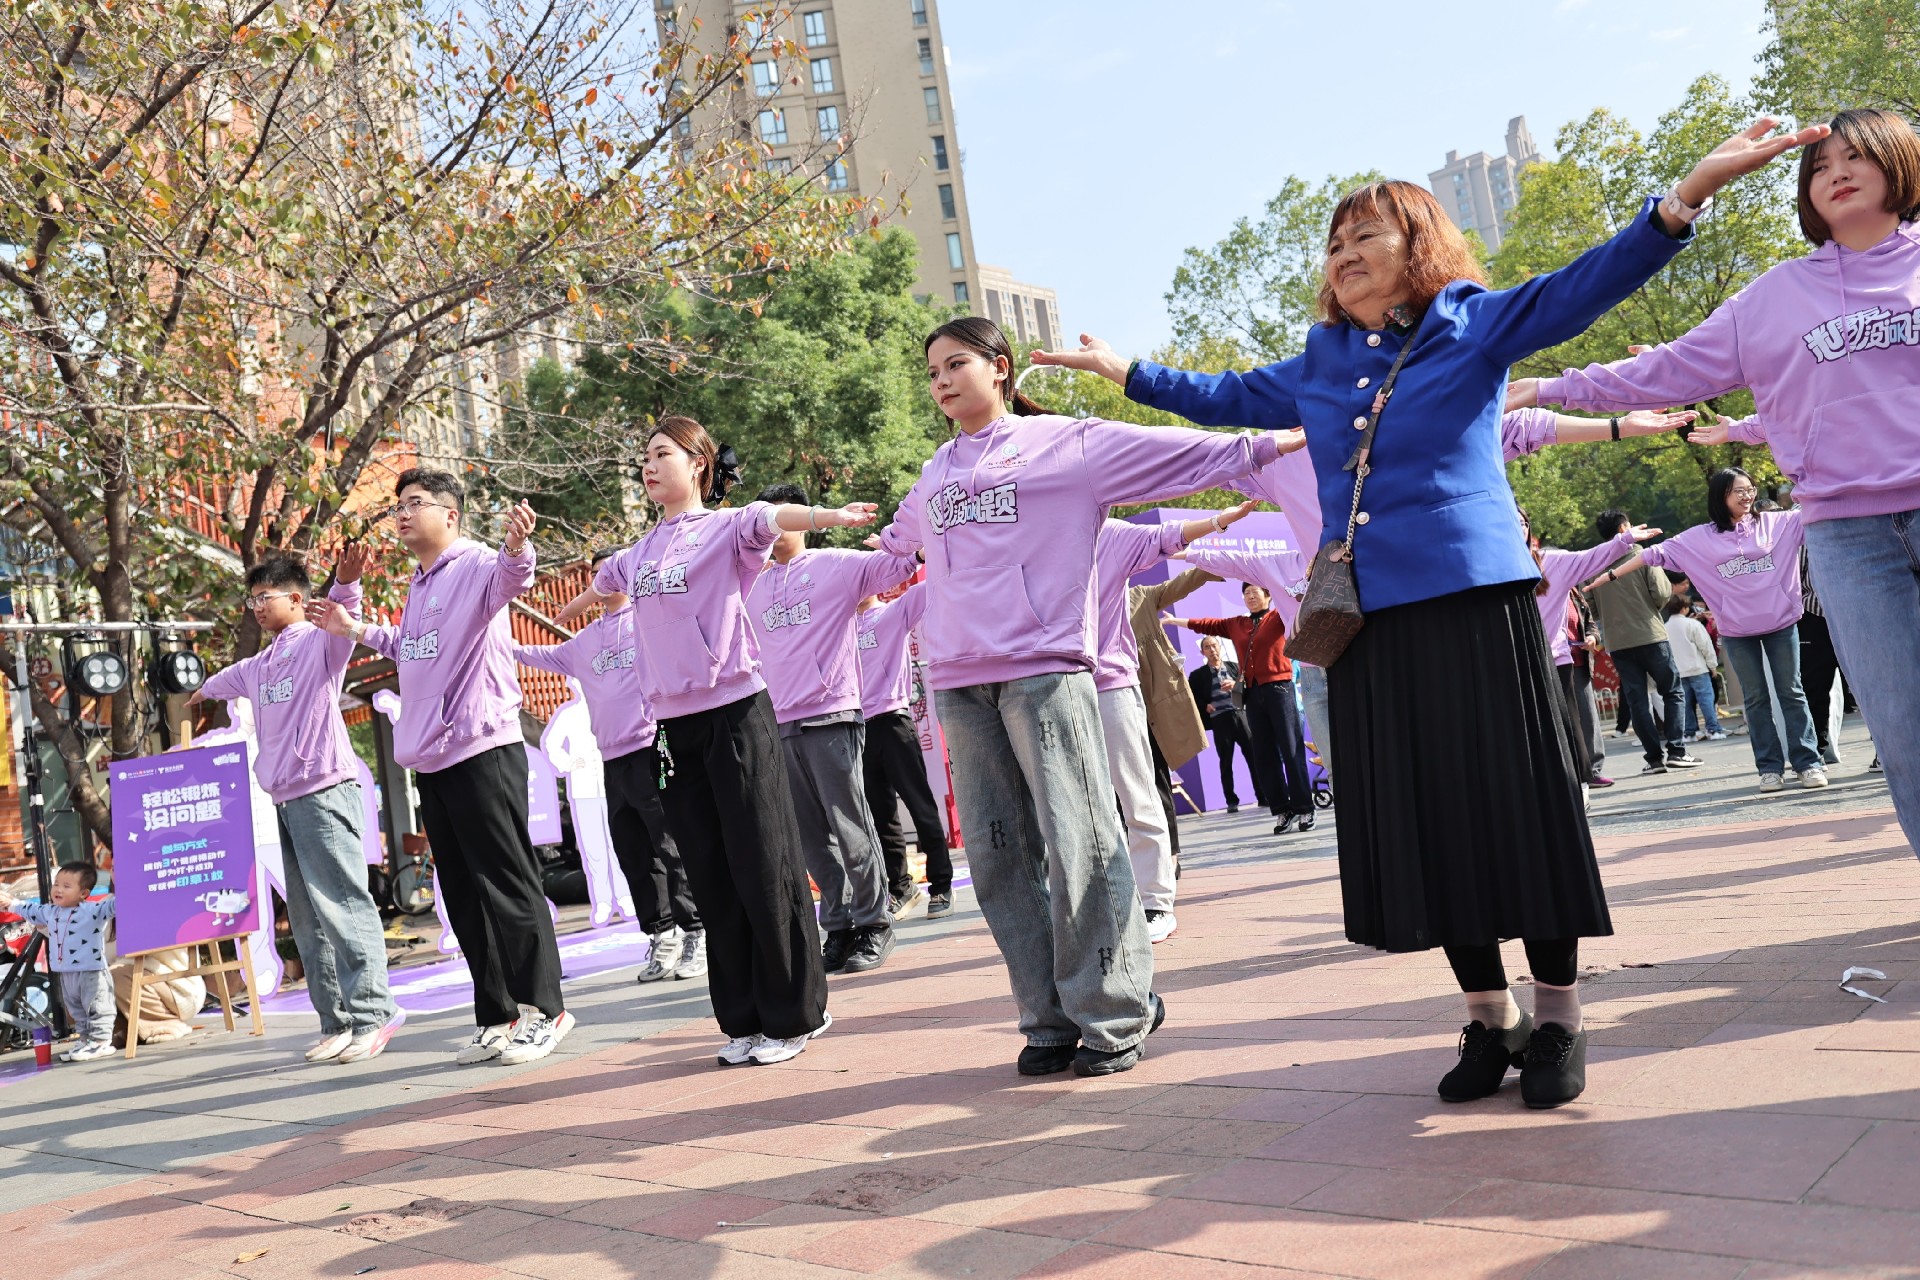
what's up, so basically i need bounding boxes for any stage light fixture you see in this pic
[66,647,129,697]
[148,648,207,696]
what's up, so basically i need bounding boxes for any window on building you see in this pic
[740,16,768,45]
[946,232,964,270]
[810,57,834,93]
[758,108,787,144]
[931,134,949,170]
[923,87,942,123]
[917,38,934,74]
[802,10,828,45]
[937,183,956,220]
[752,61,780,96]
[824,159,849,191]
[766,156,794,174]
[816,105,840,137]
[911,0,927,25]
[953,281,969,305]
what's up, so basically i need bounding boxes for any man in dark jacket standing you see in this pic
[1188,636,1255,813]
[1589,508,1704,776]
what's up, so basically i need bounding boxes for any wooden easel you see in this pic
[122,933,265,1059]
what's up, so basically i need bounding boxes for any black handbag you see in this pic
[1285,315,1423,669]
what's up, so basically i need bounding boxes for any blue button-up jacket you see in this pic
[1127,197,1688,613]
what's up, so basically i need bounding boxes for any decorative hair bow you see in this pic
[706,443,744,503]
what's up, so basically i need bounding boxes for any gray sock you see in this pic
[1463,988,1521,1030]
[1531,980,1583,1032]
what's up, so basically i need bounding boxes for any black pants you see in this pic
[1798,611,1847,750]
[1149,736,1182,860]
[1555,664,1593,783]
[1445,938,1579,990]
[862,708,954,895]
[415,743,565,1026]
[1245,680,1313,816]
[658,691,827,1042]
[605,745,701,935]
[1207,710,1252,806]
[1608,640,1684,766]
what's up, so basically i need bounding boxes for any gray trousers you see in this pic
[1096,683,1177,913]
[782,721,890,931]
[1295,662,1331,783]
[59,969,115,1045]
[940,672,1155,1053]
[277,780,397,1034]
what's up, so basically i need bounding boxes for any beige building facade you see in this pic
[1427,116,1542,253]
[977,264,1060,350]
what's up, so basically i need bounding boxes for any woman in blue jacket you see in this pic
[1036,117,1824,1109]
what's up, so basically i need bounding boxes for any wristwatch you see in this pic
[1659,188,1712,227]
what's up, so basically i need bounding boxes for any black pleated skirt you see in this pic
[1327,582,1613,952]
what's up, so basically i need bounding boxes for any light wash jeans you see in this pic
[939,672,1155,1052]
[1721,626,1821,778]
[1805,513,1920,856]
[1679,672,1723,737]
[1294,662,1331,782]
[1096,683,1177,914]
[277,781,397,1033]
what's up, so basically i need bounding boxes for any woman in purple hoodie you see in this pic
[1515,107,1920,855]
[558,416,875,1069]
[877,316,1291,1080]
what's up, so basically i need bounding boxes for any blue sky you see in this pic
[938,0,1775,356]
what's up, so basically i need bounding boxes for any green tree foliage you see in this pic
[1757,0,1920,122]
[1493,77,1799,548]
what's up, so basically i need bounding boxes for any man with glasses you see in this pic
[309,469,572,1066]
[194,546,403,1063]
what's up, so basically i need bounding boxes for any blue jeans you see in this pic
[1721,626,1821,777]
[938,672,1155,1053]
[1680,672,1722,737]
[276,781,396,1033]
[1295,662,1331,783]
[1805,512,1920,857]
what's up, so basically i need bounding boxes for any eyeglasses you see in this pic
[245,591,294,610]
[1727,486,1759,498]
[393,498,452,517]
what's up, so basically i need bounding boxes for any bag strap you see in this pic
[1331,312,1425,559]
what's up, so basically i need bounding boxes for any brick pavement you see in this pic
[5,802,1918,1279]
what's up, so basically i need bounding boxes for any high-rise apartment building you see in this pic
[977,265,1060,350]
[658,0,1041,312]
[1427,116,1542,253]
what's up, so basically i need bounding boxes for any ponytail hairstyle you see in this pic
[646,415,742,504]
[924,316,1050,418]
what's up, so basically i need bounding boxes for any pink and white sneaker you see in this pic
[336,1007,407,1064]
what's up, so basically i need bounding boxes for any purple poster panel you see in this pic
[525,742,562,846]
[109,745,260,955]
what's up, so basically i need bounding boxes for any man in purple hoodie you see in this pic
[195,546,402,1065]
[309,469,571,1066]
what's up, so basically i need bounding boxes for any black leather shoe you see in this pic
[1520,1022,1588,1109]
[1296,813,1316,832]
[821,928,855,974]
[1437,1012,1533,1102]
[1273,814,1298,836]
[1017,1042,1077,1076]
[841,924,895,973]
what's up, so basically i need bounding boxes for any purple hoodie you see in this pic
[1534,530,1637,665]
[877,415,1280,690]
[512,604,656,758]
[747,548,921,724]
[594,503,779,719]
[1640,509,1807,638]
[1181,541,1310,631]
[202,582,364,804]
[856,581,927,719]
[360,539,535,774]
[1540,221,1920,523]
[1093,520,1191,691]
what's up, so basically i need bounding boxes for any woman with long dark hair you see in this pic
[1037,117,1824,1107]
[875,316,1292,1078]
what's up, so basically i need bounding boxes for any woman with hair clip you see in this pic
[1039,116,1823,1108]
[555,416,874,1067]
[875,315,1293,1078]
[1577,467,1824,794]
[1516,107,1920,857]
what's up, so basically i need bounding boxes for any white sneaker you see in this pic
[748,1011,832,1065]
[455,1022,516,1064]
[674,929,708,980]
[66,1041,115,1062]
[336,1008,406,1064]
[1707,731,1729,741]
[305,1030,353,1063]
[637,928,683,983]
[1799,767,1830,789]
[716,1034,762,1067]
[1758,772,1784,793]
[1144,910,1177,944]
[498,1010,574,1065]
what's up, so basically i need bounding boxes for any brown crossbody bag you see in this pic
[1284,316,1422,669]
